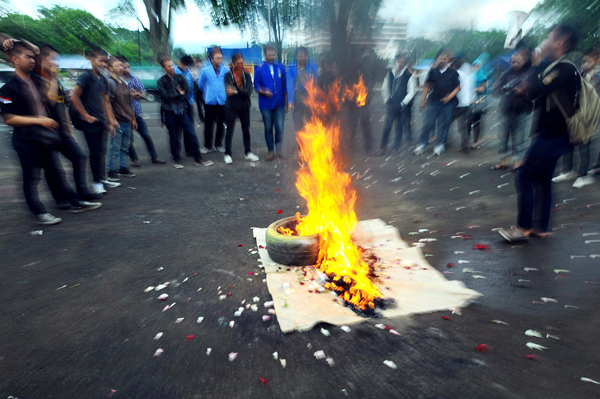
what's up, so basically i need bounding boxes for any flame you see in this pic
[343,75,368,107]
[292,78,381,310]
[277,226,294,236]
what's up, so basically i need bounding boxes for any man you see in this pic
[119,56,165,166]
[37,44,101,201]
[491,48,531,170]
[449,57,472,154]
[414,49,460,156]
[255,44,286,161]
[287,46,317,136]
[498,24,580,242]
[106,57,137,180]
[198,48,228,154]
[343,53,375,155]
[175,55,197,156]
[70,47,121,194]
[158,56,213,168]
[193,57,205,123]
[0,42,101,224]
[377,53,417,155]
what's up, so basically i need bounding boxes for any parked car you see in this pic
[0,66,14,89]
[130,66,164,102]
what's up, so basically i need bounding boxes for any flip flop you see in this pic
[490,164,507,171]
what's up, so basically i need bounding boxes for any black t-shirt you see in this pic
[76,70,108,123]
[426,67,460,105]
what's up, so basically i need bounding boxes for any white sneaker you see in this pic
[92,182,106,194]
[245,152,260,162]
[36,213,62,225]
[216,145,225,153]
[200,147,211,154]
[413,145,426,155]
[101,180,121,188]
[195,160,214,167]
[224,154,233,164]
[572,175,594,189]
[433,145,445,156]
[173,163,184,169]
[551,172,577,183]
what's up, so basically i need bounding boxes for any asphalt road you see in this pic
[1,94,600,398]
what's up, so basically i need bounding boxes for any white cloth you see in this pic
[456,70,471,108]
[381,67,417,107]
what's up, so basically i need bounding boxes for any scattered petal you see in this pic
[383,360,397,369]
[389,329,401,336]
[525,330,544,339]
[526,342,548,351]
[326,357,335,366]
[526,354,541,360]
[206,348,212,355]
[264,301,274,308]
[186,335,194,341]
[581,377,600,385]
[175,318,184,323]
[491,320,508,325]
[228,352,238,362]
[440,316,451,321]
[277,210,283,214]
[259,377,268,386]
[475,344,491,353]
[321,328,331,337]
[158,293,169,301]
[280,359,287,368]
[153,348,164,357]
[341,326,351,333]
[154,332,163,340]
[262,315,271,322]
[144,286,155,292]
[314,350,326,359]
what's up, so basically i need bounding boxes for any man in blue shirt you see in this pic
[175,55,197,156]
[254,44,286,161]
[198,48,228,154]
[287,46,317,138]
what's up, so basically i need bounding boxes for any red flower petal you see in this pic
[475,344,490,353]
[238,244,244,247]
[186,335,194,341]
[276,189,280,192]
[473,244,490,250]
[446,263,456,268]
[259,377,268,386]
[440,316,451,320]
[277,210,283,214]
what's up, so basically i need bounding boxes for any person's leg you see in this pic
[512,113,527,167]
[418,103,439,148]
[455,107,469,149]
[180,113,202,161]
[225,109,236,156]
[118,122,132,171]
[129,131,139,162]
[83,123,107,183]
[183,105,194,154]
[239,109,252,155]
[43,148,80,206]
[435,103,455,148]
[164,112,181,163]
[577,141,591,177]
[561,146,574,174]
[262,108,275,152]
[472,112,482,145]
[14,141,47,215]
[379,108,395,151]
[135,115,158,160]
[108,125,124,174]
[204,104,215,149]
[274,105,285,155]
[59,137,89,196]
[214,105,226,148]
[196,90,206,123]
[360,106,373,153]
[392,109,404,150]
[345,105,359,154]
[497,112,511,164]
[404,103,413,142]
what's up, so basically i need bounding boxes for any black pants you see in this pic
[129,114,159,161]
[468,111,483,144]
[195,88,205,123]
[57,136,89,196]
[164,111,202,162]
[81,122,108,183]
[225,108,251,156]
[183,104,195,154]
[204,104,225,149]
[346,104,372,153]
[380,105,409,151]
[451,106,469,148]
[13,139,77,215]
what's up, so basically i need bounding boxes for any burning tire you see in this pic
[265,216,319,266]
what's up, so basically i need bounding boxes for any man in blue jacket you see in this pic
[287,46,317,137]
[198,47,229,154]
[254,44,286,161]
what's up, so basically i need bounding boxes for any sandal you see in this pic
[498,226,530,243]
[490,164,507,171]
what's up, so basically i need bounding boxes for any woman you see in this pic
[223,54,259,164]
[468,58,488,149]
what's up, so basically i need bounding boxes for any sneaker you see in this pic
[71,201,102,213]
[195,160,214,167]
[413,145,426,156]
[244,152,260,162]
[131,159,141,167]
[551,172,577,183]
[92,182,106,194]
[433,145,445,156]
[101,180,121,189]
[572,175,594,189]
[36,213,62,225]
[266,151,275,161]
[216,145,226,153]
[152,158,166,164]
[106,172,121,182]
[57,201,72,210]
[224,154,233,164]
[118,168,136,178]
[81,191,103,201]
[200,147,211,154]
[173,163,184,169]
[498,226,529,243]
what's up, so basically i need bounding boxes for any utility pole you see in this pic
[268,0,272,43]
[137,21,142,66]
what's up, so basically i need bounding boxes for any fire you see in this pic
[277,226,294,236]
[292,78,381,310]
[343,75,368,107]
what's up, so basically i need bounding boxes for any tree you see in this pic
[108,0,187,63]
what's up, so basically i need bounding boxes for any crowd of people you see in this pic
[1,24,599,238]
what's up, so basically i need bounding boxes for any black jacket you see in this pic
[224,71,253,111]
[495,67,532,115]
[158,73,190,114]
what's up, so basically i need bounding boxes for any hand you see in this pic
[132,119,138,131]
[132,91,144,99]
[226,88,237,96]
[108,125,116,138]
[177,87,185,95]
[83,114,98,124]
[287,103,294,112]
[37,116,59,131]
[261,89,273,98]
[532,48,542,67]
[420,101,427,111]
[113,120,120,130]
[441,95,451,104]
[3,38,16,51]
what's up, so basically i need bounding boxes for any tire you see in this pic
[265,216,319,266]
[145,93,156,102]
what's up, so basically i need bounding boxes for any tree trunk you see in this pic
[142,0,173,63]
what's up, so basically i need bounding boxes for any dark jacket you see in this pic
[494,67,532,115]
[0,74,52,143]
[224,71,253,111]
[157,73,190,114]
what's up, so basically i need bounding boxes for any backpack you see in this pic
[543,58,600,145]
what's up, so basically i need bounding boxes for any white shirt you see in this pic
[381,67,417,106]
[456,70,471,108]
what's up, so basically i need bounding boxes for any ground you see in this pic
[1,92,599,399]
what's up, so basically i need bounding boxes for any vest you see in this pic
[388,69,412,110]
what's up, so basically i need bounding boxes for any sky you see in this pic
[10,0,542,51]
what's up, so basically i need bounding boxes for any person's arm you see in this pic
[522,63,577,101]
[420,82,432,110]
[442,86,460,104]
[198,70,207,93]
[104,94,118,137]
[475,80,487,94]
[157,76,184,101]
[402,76,418,107]
[181,75,191,98]
[287,66,295,107]
[282,67,287,105]
[381,72,391,104]
[71,85,98,124]
[1,34,39,55]
[2,113,59,130]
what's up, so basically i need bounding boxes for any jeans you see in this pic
[293,101,311,133]
[82,122,108,183]
[129,115,158,161]
[499,112,527,161]
[451,106,469,148]
[183,104,195,154]
[13,139,78,215]
[515,134,570,232]
[109,121,132,172]
[58,136,89,195]
[419,101,456,148]
[380,105,409,151]
[204,104,225,149]
[164,111,202,162]
[562,141,591,177]
[346,105,373,153]
[225,108,251,156]
[468,111,483,144]
[261,106,285,153]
